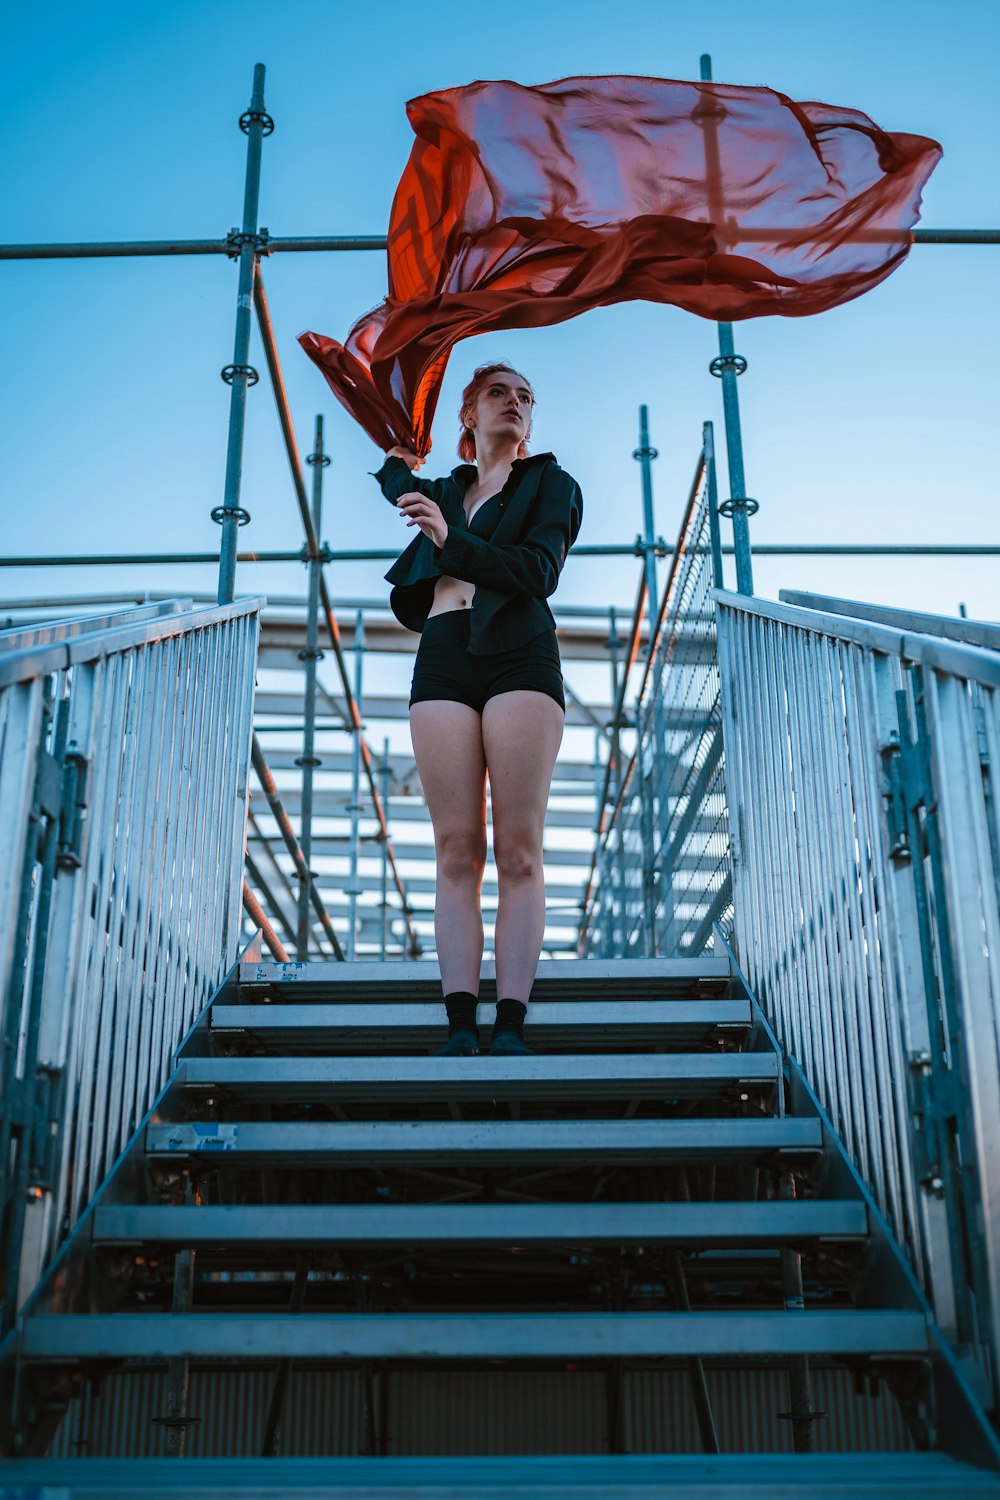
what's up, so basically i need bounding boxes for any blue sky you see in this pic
[3,0,998,637]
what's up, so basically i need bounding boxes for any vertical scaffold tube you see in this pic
[217,63,270,605]
[699,54,756,597]
[634,405,659,626]
[296,415,327,956]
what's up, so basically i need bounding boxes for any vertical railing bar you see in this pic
[124,639,179,1156]
[191,623,235,1011]
[154,634,202,1082]
[842,647,908,1242]
[71,651,131,1224]
[783,627,839,1128]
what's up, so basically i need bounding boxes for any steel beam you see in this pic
[177,1052,779,1102]
[20,1309,931,1361]
[145,1116,822,1165]
[93,1200,868,1248]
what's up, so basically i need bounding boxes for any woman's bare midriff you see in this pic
[427,575,474,618]
[425,484,498,619]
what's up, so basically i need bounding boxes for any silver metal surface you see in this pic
[178,1051,779,1101]
[0,598,262,1319]
[208,999,751,1049]
[22,1310,931,1361]
[144,1116,822,1164]
[3,1454,998,1500]
[92,1200,866,1247]
[237,956,731,992]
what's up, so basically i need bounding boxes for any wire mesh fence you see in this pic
[584,427,733,957]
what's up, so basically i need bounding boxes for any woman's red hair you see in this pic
[458,362,534,463]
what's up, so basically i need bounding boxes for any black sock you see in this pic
[444,991,479,1038]
[493,998,527,1039]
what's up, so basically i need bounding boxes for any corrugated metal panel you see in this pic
[45,1363,909,1458]
[625,1366,912,1453]
[46,1370,364,1457]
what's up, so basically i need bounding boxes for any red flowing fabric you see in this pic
[299,75,941,457]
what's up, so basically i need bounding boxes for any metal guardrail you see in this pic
[0,597,262,1326]
[581,424,733,957]
[716,588,1000,1404]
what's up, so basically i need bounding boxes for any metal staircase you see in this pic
[3,954,998,1497]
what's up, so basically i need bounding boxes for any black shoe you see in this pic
[489,1030,535,1056]
[436,1028,480,1057]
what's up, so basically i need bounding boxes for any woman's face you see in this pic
[470,371,534,446]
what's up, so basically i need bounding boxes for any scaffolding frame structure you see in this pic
[2,59,996,965]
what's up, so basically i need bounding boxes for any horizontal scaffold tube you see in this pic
[0,229,997,258]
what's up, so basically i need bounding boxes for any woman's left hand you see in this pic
[395,492,448,549]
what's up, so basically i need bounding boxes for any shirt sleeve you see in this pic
[372,454,440,506]
[433,464,582,599]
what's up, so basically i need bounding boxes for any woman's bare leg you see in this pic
[409,700,488,993]
[482,690,565,1001]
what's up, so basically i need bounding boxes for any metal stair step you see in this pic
[237,956,731,1004]
[93,1200,867,1248]
[177,1052,779,1101]
[145,1115,822,1164]
[2,1453,998,1499]
[21,1309,929,1362]
[208,999,751,1050]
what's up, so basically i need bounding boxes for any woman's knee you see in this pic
[493,832,543,884]
[436,826,487,885]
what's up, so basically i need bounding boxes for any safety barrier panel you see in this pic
[716,589,1000,1404]
[585,429,733,956]
[0,597,262,1323]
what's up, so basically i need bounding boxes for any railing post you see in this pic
[699,54,757,597]
[216,63,272,605]
[296,415,328,957]
[346,610,365,961]
[634,405,659,625]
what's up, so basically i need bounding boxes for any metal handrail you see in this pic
[0,595,263,689]
[717,589,1000,689]
[779,589,1000,652]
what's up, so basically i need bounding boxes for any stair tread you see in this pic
[2,1453,998,1499]
[178,1053,778,1101]
[209,999,752,1043]
[239,958,732,997]
[93,1199,867,1246]
[145,1116,822,1162]
[22,1309,929,1361]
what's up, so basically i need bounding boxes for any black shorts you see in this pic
[409,610,565,714]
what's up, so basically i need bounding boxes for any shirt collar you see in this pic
[450,452,556,484]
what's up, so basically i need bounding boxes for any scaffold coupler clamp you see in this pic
[225,226,271,260]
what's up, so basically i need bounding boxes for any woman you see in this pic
[373,363,583,1056]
